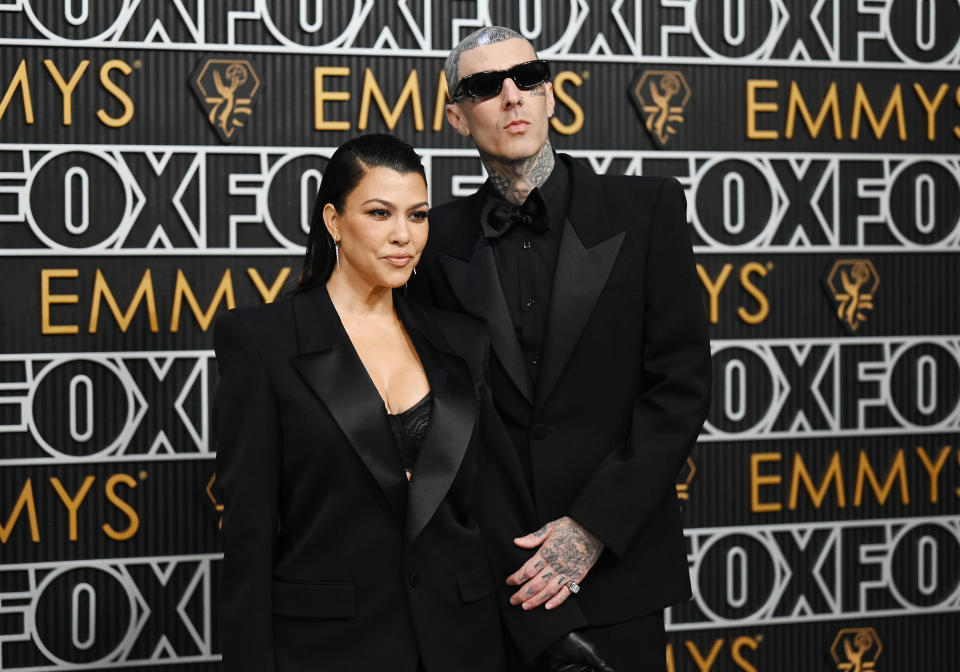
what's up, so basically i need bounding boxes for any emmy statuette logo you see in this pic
[630,70,691,147]
[824,260,880,333]
[190,58,261,143]
[830,627,883,672]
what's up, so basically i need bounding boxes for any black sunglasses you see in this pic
[452,60,551,101]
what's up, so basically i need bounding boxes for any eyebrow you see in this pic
[361,198,429,209]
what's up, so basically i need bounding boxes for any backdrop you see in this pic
[0,2,958,670]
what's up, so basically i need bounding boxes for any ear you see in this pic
[543,82,556,119]
[445,102,470,136]
[322,203,340,241]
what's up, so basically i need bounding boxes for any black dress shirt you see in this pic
[480,158,569,386]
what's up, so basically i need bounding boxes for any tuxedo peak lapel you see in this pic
[438,239,534,403]
[537,209,625,409]
[402,333,476,545]
[289,287,406,523]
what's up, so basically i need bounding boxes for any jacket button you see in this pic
[530,424,549,440]
[408,571,421,587]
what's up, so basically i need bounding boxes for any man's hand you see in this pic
[507,516,603,610]
[539,631,616,672]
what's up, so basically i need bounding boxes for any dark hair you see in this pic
[296,134,427,292]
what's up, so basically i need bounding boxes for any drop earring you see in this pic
[334,240,340,269]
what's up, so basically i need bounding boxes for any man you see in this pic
[412,26,711,671]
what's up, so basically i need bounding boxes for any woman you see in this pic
[213,135,524,671]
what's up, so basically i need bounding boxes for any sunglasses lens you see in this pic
[464,71,504,98]
[512,61,550,88]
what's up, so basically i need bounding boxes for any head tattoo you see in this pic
[445,26,527,93]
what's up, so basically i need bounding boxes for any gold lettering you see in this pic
[0,479,40,543]
[746,79,779,140]
[433,71,449,132]
[696,263,733,325]
[913,83,949,141]
[102,473,139,541]
[49,476,95,542]
[916,445,952,503]
[170,269,236,332]
[88,269,159,333]
[731,636,760,672]
[851,83,906,140]
[954,86,960,140]
[737,262,769,325]
[43,59,90,126]
[750,452,782,513]
[41,268,80,335]
[313,66,351,131]
[96,59,134,127]
[785,81,842,139]
[789,451,846,509]
[0,60,34,124]
[551,71,584,135]
[247,267,291,303]
[855,450,910,505]
[665,643,676,672]
[358,68,423,131]
[686,639,724,672]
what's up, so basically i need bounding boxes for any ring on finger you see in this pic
[567,580,581,595]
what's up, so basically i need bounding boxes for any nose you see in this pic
[501,77,524,108]
[389,216,412,246]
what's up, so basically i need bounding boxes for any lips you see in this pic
[505,119,530,132]
[382,255,413,267]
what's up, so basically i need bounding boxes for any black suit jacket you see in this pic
[412,154,712,643]
[213,286,579,671]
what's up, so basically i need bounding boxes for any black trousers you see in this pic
[507,610,666,672]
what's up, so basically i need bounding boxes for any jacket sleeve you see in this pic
[567,177,712,558]
[213,311,280,670]
[470,334,588,662]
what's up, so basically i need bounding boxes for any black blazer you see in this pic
[412,154,712,646]
[213,286,575,671]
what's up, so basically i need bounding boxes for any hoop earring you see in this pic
[334,241,340,269]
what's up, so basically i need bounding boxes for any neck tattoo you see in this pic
[481,140,554,205]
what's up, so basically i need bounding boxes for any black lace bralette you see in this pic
[386,392,432,477]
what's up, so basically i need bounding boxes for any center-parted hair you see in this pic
[296,133,426,292]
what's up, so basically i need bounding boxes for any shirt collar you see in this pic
[482,153,569,235]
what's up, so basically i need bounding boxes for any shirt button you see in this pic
[521,240,532,249]
[408,571,421,587]
[530,424,550,440]
[524,298,536,310]
[530,356,541,366]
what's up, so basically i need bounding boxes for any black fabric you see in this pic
[410,153,712,665]
[387,392,433,476]
[213,287,529,672]
[481,158,568,386]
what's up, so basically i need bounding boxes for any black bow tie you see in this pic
[481,194,548,239]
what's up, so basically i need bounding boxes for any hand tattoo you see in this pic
[536,519,602,583]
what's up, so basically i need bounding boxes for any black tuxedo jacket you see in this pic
[412,154,712,641]
[213,287,580,671]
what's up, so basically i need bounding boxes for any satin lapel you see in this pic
[289,287,406,524]
[438,239,534,403]
[397,298,477,544]
[537,156,626,409]
[405,341,476,545]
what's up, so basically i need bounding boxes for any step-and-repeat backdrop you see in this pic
[1,2,958,670]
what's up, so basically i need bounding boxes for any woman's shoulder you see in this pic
[213,296,296,350]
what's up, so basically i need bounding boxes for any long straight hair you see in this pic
[296,134,426,293]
